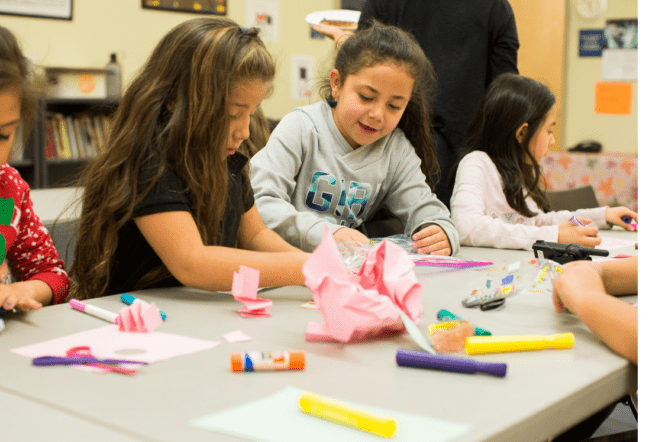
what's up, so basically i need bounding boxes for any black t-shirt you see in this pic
[106,152,254,296]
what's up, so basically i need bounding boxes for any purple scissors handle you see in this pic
[32,355,147,367]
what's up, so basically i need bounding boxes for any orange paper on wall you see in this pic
[595,82,632,115]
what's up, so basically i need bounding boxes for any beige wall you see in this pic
[563,0,638,153]
[1,0,337,120]
[3,0,638,153]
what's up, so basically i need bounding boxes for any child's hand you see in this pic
[0,283,43,312]
[558,218,601,248]
[552,263,605,314]
[411,225,452,255]
[333,227,371,244]
[605,207,638,231]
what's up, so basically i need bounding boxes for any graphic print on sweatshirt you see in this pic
[305,171,378,229]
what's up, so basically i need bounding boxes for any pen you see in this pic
[396,348,507,377]
[120,293,167,320]
[569,215,585,227]
[70,299,119,324]
[299,391,398,438]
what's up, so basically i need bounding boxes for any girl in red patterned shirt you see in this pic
[0,25,70,312]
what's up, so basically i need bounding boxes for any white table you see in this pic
[0,230,637,442]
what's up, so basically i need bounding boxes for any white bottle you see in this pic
[105,53,122,99]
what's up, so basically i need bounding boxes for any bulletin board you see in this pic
[0,0,72,20]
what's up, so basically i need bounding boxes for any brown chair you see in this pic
[546,185,599,211]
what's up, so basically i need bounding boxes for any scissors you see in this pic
[32,346,147,375]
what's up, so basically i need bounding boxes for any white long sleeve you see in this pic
[450,151,607,250]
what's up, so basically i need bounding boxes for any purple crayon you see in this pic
[396,348,507,377]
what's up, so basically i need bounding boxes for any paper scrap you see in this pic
[595,236,636,251]
[118,301,162,332]
[302,225,422,343]
[595,82,633,115]
[300,301,317,309]
[11,325,220,368]
[223,330,252,343]
[189,386,472,442]
[232,266,272,317]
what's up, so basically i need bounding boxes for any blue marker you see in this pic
[622,216,631,224]
[120,293,167,320]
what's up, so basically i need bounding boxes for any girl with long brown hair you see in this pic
[69,18,308,300]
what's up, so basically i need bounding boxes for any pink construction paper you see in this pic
[232,266,272,317]
[222,330,252,343]
[117,301,163,332]
[302,225,422,343]
[11,325,220,365]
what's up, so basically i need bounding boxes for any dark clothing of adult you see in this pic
[106,152,254,296]
[359,0,519,207]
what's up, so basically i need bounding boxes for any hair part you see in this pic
[453,73,555,216]
[318,19,440,189]
[69,18,275,299]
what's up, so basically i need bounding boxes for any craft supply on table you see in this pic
[118,300,163,332]
[69,298,119,324]
[428,321,475,353]
[121,293,166,320]
[396,348,506,377]
[231,351,305,372]
[32,346,147,375]
[437,309,491,336]
[465,333,574,355]
[303,225,423,344]
[299,391,398,438]
[232,265,272,318]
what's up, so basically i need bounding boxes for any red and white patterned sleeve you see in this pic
[3,169,70,305]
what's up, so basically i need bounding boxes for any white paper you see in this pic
[246,0,279,42]
[601,49,637,81]
[190,386,472,442]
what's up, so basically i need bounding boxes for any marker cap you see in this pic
[289,351,306,370]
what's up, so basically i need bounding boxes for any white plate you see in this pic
[305,9,361,30]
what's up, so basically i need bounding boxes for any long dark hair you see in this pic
[451,73,554,216]
[69,18,275,299]
[0,25,41,133]
[318,19,439,189]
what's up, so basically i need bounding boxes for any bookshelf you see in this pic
[14,97,119,189]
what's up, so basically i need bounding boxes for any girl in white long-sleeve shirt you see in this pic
[450,73,637,250]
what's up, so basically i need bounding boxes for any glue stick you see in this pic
[230,351,305,372]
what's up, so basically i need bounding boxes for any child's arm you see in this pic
[552,259,637,364]
[1,180,70,309]
[134,210,309,292]
[382,136,459,255]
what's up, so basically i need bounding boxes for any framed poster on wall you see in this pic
[142,0,226,15]
[0,0,72,20]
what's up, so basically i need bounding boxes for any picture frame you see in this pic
[142,0,227,15]
[0,0,73,20]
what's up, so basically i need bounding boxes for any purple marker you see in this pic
[569,215,585,227]
[622,216,631,224]
[396,348,507,377]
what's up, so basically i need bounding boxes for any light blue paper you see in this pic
[398,309,437,354]
[189,386,472,442]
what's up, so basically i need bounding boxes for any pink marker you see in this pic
[70,299,119,324]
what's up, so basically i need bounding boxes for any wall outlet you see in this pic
[291,55,316,101]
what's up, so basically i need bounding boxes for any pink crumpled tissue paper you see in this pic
[232,265,272,318]
[118,301,163,332]
[303,225,423,342]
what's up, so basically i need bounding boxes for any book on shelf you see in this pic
[65,115,79,160]
[8,121,25,162]
[72,118,87,158]
[45,119,56,159]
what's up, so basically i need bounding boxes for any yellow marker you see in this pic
[465,333,574,355]
[299,391,398,438]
